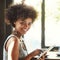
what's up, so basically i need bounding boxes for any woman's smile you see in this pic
[14,18,32,35]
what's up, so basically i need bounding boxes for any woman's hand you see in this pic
[39,55,45,60]
[38,52,47,60]
[31,49,41,55]
[24,49,42,60]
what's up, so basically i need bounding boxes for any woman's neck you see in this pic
[12,30,21,39]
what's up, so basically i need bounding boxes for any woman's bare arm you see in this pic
[24,49,41,60]
[6,37,19,60]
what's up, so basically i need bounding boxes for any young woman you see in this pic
[3,4,46,60]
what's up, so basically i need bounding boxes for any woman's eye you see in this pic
[20,22,24,25]
[20,21,32,26]
[28,23,32,26]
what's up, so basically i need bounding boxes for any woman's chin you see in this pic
[21,32,26,35]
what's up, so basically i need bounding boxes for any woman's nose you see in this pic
[24,24,28,28]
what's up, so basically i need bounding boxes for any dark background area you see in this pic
[0,0,12,60]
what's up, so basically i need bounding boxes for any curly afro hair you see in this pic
[5,4,37,27]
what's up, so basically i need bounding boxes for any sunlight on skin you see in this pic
[8,41,14,60]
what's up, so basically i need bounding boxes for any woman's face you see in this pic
[14,18,32,35]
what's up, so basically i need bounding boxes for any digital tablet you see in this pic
[37,46,54,59]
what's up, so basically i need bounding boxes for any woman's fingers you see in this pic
[39,56,45,60]
[39,54,46,60]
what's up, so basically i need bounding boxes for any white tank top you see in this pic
[3,34,28,60]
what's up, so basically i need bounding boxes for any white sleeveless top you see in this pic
[3,34,28,60]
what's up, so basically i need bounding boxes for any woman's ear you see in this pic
[14,22,16,25]
[5,19,10,25]
[13,22,16,27]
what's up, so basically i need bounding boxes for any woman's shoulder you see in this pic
[5,34,18,44]
[6,34,17,39]
[4,34,18,51]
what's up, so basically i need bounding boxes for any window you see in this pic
[45,0,60,47]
